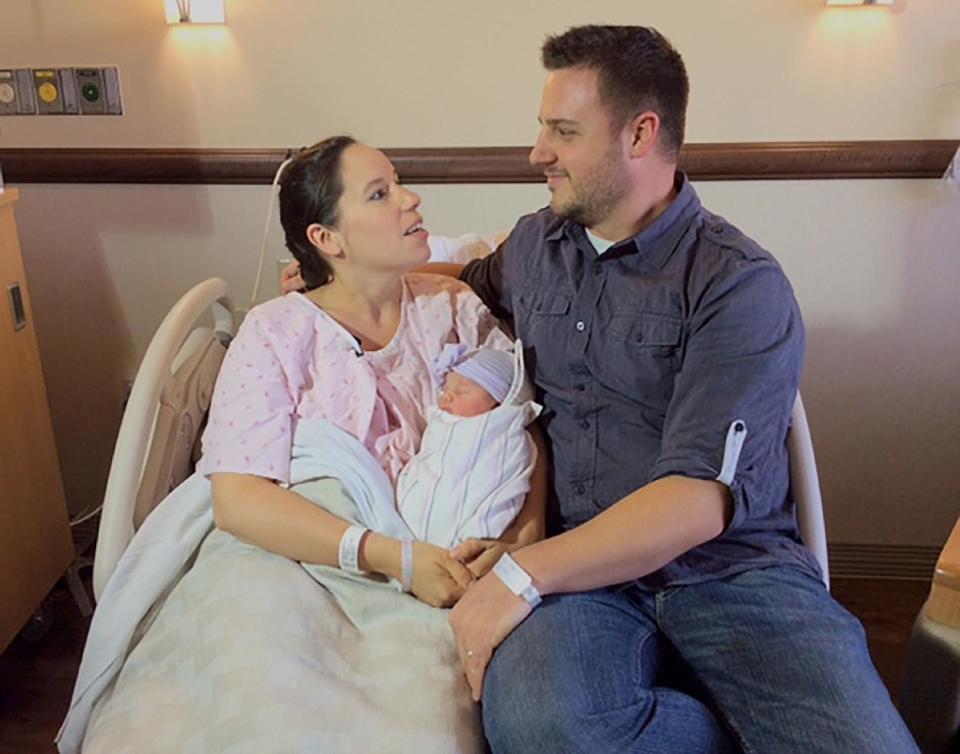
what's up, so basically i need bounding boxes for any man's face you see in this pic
[529,67,631,229]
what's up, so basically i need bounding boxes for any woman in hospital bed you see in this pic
[63,136,545,754]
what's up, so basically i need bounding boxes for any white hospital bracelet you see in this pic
[338,525,368,575]
[493,553,542,608]
[400,539,414,593]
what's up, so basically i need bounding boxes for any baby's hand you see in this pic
[449,539,508,580]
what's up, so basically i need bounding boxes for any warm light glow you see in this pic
[826,0,893,5]
[164,0,225,24]
[164,24,232,53]
[817,5,894,38]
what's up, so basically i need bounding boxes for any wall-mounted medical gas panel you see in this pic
[0,67,122,116]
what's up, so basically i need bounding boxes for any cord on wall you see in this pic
[248,155,293,310]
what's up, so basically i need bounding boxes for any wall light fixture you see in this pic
[164,0,226,24]
[825,0,893,6]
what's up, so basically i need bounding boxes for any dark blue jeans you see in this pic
[482,565,919,753]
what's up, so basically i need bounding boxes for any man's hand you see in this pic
[280,259,305,294]
[410,541,475,608]
[450,538,509,579]
[449,572,532,701]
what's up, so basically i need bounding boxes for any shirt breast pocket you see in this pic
[601,311,683,407]
[515,286,572,379]
[516,286,571,336]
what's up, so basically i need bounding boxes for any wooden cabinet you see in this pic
[0,188,73,653]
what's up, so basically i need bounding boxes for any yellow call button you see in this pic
[38,82,58,103]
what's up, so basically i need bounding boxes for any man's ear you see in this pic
[627,111,661,159]
[306,223,344,259]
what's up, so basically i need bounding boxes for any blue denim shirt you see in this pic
[461,174,822,589]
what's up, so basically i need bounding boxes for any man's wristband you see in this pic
[493,553,542,608]
[338,525,368,575]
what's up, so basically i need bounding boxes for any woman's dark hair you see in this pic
[278,135,357,290]
[541,26,689,159]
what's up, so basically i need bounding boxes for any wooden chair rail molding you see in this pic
[2,140,956,185]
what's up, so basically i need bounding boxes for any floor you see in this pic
[0,576,933,754]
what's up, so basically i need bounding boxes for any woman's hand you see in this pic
[410,541,475,608]
[450,539,511,579]
[280,259,305,294]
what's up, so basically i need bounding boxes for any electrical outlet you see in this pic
[0,70,17,115]
[75,68,106,115]
[0,66,122,116]
[0,69,37,115]
[31,69,65,114]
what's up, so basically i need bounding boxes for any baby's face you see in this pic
[438,372,499,417]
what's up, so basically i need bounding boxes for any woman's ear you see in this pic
[306,223,344,260]
[627,111,661,160]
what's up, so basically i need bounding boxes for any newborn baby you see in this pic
[396,343,541,549]
[437,348,512,417]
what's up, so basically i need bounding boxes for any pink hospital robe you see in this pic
[199,273,512,487]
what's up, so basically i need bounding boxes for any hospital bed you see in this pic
[96,275,960,751]
[92,277,234,599]
[72,275,847,753]
[91,277,830,600]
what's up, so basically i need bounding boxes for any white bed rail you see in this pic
[93,278,234,600]
[789,393,829,588]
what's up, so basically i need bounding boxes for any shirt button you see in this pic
[593,263,602,275]
[576,320,586,332]
[575,383,585,391]
[575,484,586,495]
[580,419,590,429]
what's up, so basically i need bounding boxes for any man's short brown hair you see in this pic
[542,25,689,159]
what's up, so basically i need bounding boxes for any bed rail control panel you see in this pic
[0,67,122,116]
[8,282,26,331]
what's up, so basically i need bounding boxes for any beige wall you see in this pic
[2,0,958,545]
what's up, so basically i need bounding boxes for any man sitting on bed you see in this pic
[281,24,917,753]
[445,24,919,754]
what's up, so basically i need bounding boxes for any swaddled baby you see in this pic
[396,343,541,549]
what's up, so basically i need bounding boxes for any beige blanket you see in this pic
[80,478,483,754]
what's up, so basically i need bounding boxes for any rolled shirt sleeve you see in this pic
[649,260,805,534]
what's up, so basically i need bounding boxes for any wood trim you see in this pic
[2,140,956,185]
[0,188,20,209]
[828,543,943,581]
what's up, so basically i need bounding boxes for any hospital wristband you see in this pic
[493,553,542,608]
[338,525,368,575]
[400,539,414,593]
